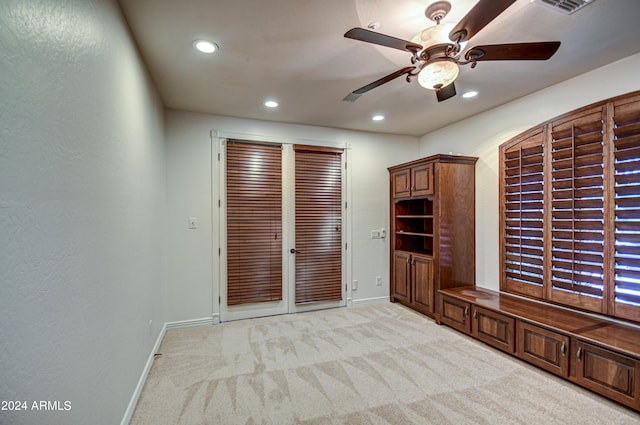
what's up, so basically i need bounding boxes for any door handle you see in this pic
[290,248,297,254]
[576,347,582,362]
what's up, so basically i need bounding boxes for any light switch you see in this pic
[188,217,198,229]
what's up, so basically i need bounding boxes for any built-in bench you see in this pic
[437,287,640,412]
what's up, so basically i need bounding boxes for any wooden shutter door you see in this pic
[612,94,640,322]
[548,107,607,313]
[294,146,343,304]
[500,128,545,298]
[226,141,282,305]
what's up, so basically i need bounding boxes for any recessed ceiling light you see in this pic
[194,40,218,54]
[462,91,478,99]
[264,100,279,108]
[372,115,385,121]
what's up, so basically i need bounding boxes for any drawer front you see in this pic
[440,295,471,334]
[472,306,515,353]
[574,340,640,409]
[517,321,569,377]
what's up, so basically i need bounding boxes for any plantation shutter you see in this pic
[294,146,343,304]
[548,107,606,313]
[226,141,282,305]
[612,95,640,322]
[500,129,545,298]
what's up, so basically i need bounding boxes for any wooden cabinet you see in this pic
[412,254,433,312]
[389,155,477,318]
[391,163,433,198]
[439,286,640,412]
[439,295,471,333]
[573,340,640,409]
[472,306,515,353]
[393,252,433,315]
[410,162,434,197]
[392,251,411,304]
[517,321,569,377]
[391,168,411,199]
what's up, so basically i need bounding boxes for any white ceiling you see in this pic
[118,0,640,137]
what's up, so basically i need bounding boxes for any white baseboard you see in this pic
[166,314,219,329]
[350,296,390,307]
[120,314,219,425]
[120,322,167,425]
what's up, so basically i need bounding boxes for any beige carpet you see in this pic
[130,303,640,424]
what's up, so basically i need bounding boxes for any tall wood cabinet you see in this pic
[389,154,477,318]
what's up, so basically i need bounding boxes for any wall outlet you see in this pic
[376,276,382,286]
[352,280,358,290]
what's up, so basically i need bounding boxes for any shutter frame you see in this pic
[612,93,640,321]
[500,90,640,322]
[500,127,546,298]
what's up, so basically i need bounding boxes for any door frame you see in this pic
[211,130,352,322]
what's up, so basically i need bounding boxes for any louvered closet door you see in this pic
[293,146,343,304]
[226,141,283,306]
[612,95,640,322]
[500,129,545,298]
[548,107,607,313]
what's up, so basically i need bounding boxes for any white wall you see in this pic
[0,1,166,424]
[165,110,419,322]
[419,53,640,291]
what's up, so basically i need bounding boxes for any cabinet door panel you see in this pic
[440,295,471,333]
[392,169,411,199]
[393,251,411,303]
[412,254,434,313]
[574,341,639,409]
[411,163,434,196]
[472,307,515,353]
[517,321,569,377]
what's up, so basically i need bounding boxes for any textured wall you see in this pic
[164,110,420,322]
[0,1,166,424]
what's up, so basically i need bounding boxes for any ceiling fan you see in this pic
[343,0,561,102]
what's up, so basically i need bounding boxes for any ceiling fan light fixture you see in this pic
[412,22,466,51]
[418,60,459,90]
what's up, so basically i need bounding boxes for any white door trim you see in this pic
[211,130,352,322]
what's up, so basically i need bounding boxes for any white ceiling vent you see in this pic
[534,0,595,15]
